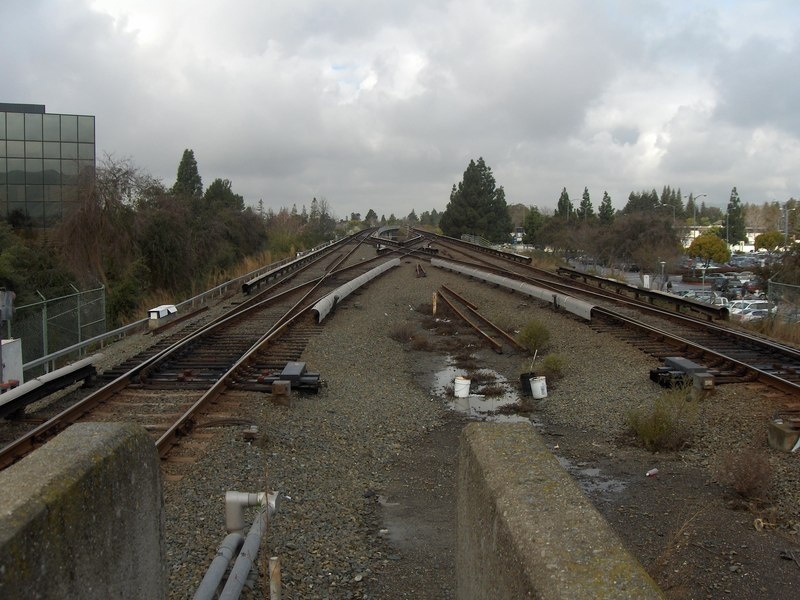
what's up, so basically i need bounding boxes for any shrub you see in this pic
[626,386,698,451]
[410,334,434,351]
[516,319,550,354]
[388,323,416,343]
[541,353,566,380]
[714,448,773,500]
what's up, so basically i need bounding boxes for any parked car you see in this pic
[710,296,729,307]
[731,300,776,318]
[729,300,752,314]
[739,308,770,322]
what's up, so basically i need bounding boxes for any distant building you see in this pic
[0,103,95,228]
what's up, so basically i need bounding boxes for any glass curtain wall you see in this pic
[0,105,95,228]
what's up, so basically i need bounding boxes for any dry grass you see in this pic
[388,323,417,343]
[410,334,434,351]
[713,447,773,501]
[744,318,800,346]
[478,383,506,397]
[626,385,698,451]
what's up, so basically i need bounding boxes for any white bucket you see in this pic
[454,376,471,398]
[530,376,547,399]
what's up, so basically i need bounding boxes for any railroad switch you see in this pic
[650,357,715,391]
[259,362,321,394]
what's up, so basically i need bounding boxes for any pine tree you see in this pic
[556,187,573,220]
[439,157,512,242]
[172,149,203,198]
[598,191,614,225]
[726,187,747,244]
[576,187,595,222]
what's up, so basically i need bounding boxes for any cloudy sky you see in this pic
[3,0,799,219]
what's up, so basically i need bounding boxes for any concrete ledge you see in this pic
[0,423,166,599]
[456,422,663,599]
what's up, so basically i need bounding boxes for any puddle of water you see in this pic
[556,455,627,495]
[432,363,531,423]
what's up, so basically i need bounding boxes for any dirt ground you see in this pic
[369,355,800,600]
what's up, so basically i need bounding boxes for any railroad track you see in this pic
[0,231,391,470]
[405,230,800,396]
[3,228,798,470]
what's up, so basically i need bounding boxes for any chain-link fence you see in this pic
[5,285,106,373]
[767,279,800,322]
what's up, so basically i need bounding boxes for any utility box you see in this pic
[1,338,24,387]
[147,304,177,330]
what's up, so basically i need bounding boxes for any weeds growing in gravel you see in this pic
[410,334,434,351]
[714,447,773,500]
[626,385,698,451]
[516,319,550,354]
[540,353,566,380]
[388,322,416,343]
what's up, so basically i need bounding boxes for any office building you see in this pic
[0,103,95,228]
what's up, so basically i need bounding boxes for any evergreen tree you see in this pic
[439,157,512,242]
[685,195,697,224]
[522,206,546,244]
[556,187,573,220]
[598,191,614,225]
[363,209,378,226]
[726,187,747,244]
[172,149,203,198]
[576,187,595,222]
[623,189,660,214]
[204,178,244,211]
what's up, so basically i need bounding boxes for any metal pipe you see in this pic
[192,532,244,600]
[225,491,279,533]
[219,510,268,600]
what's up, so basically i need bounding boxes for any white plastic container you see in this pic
[454,376,471,398]
[530,376,547,399]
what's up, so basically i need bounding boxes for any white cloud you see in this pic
[3,0,799,220]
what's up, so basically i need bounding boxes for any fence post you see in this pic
[36,291,49,374]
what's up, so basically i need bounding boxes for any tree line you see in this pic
[3,152,799,328]
[1,150,339,325]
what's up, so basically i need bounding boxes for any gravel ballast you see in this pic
[46,257,798,599]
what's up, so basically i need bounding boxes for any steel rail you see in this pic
[437,286,526,351]
[0,234,372,469]
[418,233,800,394]
[592,306,800,395]
[154,232,375,456]
[435,291,503,353]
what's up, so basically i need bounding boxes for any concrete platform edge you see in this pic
[456,422,663,599]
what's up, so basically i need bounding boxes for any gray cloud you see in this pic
[2,0,799,221]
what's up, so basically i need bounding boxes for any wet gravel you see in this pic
[47,257,799,598]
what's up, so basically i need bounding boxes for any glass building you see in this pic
[0,103,95,228]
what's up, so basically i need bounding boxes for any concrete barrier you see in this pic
[0,423,166,599]
[457,423,663,599]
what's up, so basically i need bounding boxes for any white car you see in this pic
[731,300,776,318]
[739,308,770,322]
[729,300,751,314]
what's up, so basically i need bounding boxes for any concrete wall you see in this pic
[457,422,663,600]
[0,422,166,599]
